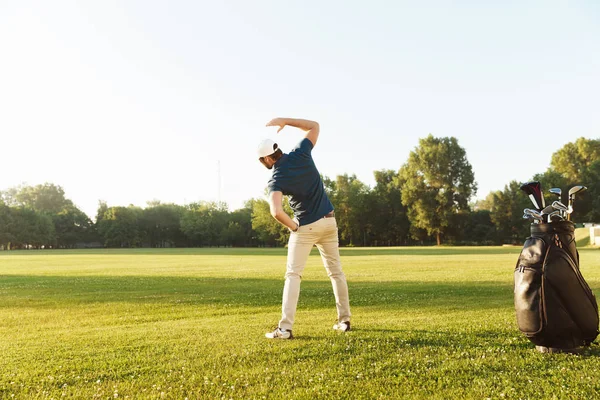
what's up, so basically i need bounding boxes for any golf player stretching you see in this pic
[257,117,351,339]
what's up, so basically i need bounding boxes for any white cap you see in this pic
[257,139,279,158]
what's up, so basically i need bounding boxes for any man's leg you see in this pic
[278,227,315,331]
[315,218,351,324]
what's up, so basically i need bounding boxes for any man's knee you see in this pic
[324,261,343,277]
[285,269,303,280]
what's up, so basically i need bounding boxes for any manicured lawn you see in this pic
[1,246,600,399]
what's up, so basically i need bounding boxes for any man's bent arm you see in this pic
[266,118,320,147]
[269,191,298,231]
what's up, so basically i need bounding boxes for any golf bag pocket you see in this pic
[544,245,599,344]
[514,237,546,335]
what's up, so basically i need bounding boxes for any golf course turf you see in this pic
[1,246,600,399]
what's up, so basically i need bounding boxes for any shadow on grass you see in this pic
[0,274,514,311]
[353,328,600,356]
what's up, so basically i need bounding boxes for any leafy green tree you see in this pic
[371,170,410,245]
[327,174,370,246]
[549,138,600,222]
[180,201,229,247]
[2,183,93,248]
[96,200,109,224]
[10,208,55,249]
[585,161,600,221]
[400,135,477,245]
[52,205,93,248]
[2,183,69,212]
[486,181,531,244]
[550,138,600,183]
[140,202,186,247]
[250,198,291,246]
[228,203,254,246]
[531,169,569,198]
[0,200,14,249]
[220,222,246,247]
[463,210,496,245]
[97,206,143,247]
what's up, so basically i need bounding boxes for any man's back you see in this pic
[267,138,333,226]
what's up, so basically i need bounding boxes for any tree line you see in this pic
[1,136,598,250]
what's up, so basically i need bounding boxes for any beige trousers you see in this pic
[279,216,351,331]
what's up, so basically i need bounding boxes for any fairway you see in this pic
[2,247,600,399]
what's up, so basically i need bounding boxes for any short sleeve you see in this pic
[267,177,283,194]
[291,138,313,156]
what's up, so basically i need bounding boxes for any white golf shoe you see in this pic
[265,327,293,339]
[333,321,351,332]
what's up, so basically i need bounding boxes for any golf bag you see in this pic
[514,221,599,349]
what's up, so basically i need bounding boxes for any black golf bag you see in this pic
[514,221,599,349]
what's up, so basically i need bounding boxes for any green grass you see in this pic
[1,246,600,399]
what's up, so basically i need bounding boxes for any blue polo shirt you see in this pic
[267,138,334,226]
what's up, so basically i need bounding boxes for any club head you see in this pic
[551,201,568,212]
[568,185,587,197]
[523,214,542,224]
[523,208,543,223]
[567,185,587,221]
[548,211,564,222]
[549,188,562,201]
[541,205,555,214]
[523,208,542,217]
[520,181,545,211]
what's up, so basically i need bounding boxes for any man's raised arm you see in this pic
[265,118,320,147]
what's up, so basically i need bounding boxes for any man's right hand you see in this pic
[266,118,287,133]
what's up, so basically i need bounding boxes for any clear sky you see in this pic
[1,1,598,219]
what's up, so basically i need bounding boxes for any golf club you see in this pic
[567,186,587,221]
[551,201,568,220]
[540,204,556,223]
[547,210,563,222]
[549,188,562,203]
[523,208,543,223]
[520,181,545,211]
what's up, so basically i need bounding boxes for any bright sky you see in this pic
[1,1,599,219]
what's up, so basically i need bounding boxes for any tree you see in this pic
[400,135,477,245]
[52,204,93,248]
[9,208,55,249]
[180,201,229,247]
[97,206,143,247]
[585,161,600,222]
[96,200,109,224]
[549,138,600,222]
[463,210,496,245]
[327,174,371,246]
[2,183,70,213]
[531,170,569,202]
[0,200,14,249]
[371,170,410,246]
[140,203,186,247]
[250,198,291,246]
[228,203,254,246]
[486,181,531,244]
[220,221,246,247]
[1,183,93,248]
[550,138,600,183]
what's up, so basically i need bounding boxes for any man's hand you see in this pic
[265,117,320,147]
[266,118,287,133]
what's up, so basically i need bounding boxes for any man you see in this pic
[257,117,351,339]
